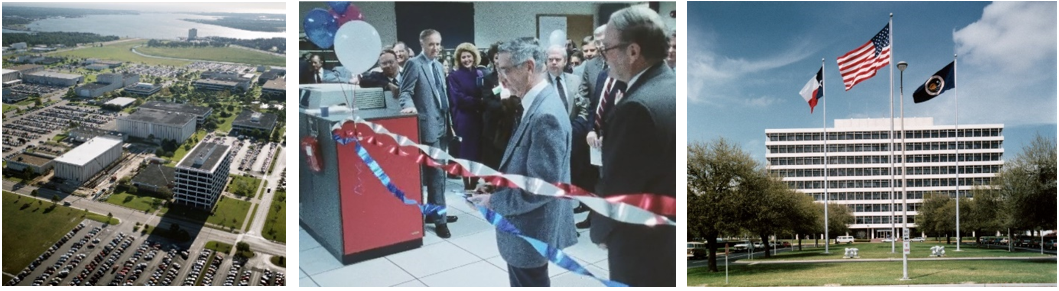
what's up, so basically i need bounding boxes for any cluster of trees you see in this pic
[688,138,854,272]
[2,31,118,47]
[146,39,228,49]
[916,134,1056,247]
[181,17,284,32]
[210,37,286,54]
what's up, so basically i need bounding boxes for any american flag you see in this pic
[837,24,890,91]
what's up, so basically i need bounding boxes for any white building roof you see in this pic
[105,97,137,107]
[1,69,15,75]
[53,136,122,166]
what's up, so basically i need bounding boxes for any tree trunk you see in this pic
[705,232,719,272]
[798,234,803,251]
[946,233,951,245]
[1007,228,1013,252]
[815,234,819,248]
[759,233,771,258]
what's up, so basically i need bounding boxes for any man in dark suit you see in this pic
[358,49,401,98]
[545,45,585,117]
[300,54,342,84]
[469,37,576,287]
[590,6,676,287]
[570,24,610,228]
[398,29,458,238]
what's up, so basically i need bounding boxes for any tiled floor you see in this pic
[299,179,609,287]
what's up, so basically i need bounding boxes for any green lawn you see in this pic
[207,196,251,232]
[228,175,262,198]
[105,190,165,213]
[269,255,286,267]
[166,130,208,167]
[205,241,233,254]
[216,111,238,134]
[262,190,286,243]
[136,46,284,66]
[688,260,1057,286]
[51,39,190,67]
[267,145,282,175]
[244,204,259,232]
[3,191,86,275]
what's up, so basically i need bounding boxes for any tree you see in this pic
[50,194,59,204]
[819,202,854,244]
[31,189,39,197]
[236,242,250,253]
[687,138,758,272]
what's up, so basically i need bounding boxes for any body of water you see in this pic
[25,13,284,40]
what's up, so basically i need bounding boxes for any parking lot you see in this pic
[220,136,278,177]
[6,219,284,286]
[2,103,117,154]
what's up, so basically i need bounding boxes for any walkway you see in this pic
[737,256,1057,265]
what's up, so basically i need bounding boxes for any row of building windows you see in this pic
[767,141,1002,154]
[805,191,975,204]
[848,203,921,213]
[772,165,1002,178]
[767,128,1002,142]
[855,215,915,225]
[768,153,1002,166]
[789,177,993,190]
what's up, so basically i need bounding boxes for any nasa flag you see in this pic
[913,61,955,103]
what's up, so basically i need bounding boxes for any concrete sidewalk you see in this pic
[738,256,1057,265]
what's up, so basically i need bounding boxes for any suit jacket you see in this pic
[300,65,342,84]
[359,71,398,89]
[492,81,576,269]
[546,72,584,119]
[578,57,606,104]
[590,62,676,242]
[398,53,449,143]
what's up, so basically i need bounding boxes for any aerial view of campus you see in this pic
[2,3,288,286]
[686,2,1056,287]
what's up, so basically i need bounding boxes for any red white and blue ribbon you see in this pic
[332,117,675,226]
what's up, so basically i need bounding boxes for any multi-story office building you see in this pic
[232,110,277,136]
[23,71,84,87]
[116,109,196,143]
[76,73,139,98]
[188,28,197,40]
[173,142,232,209]
[765,117,1003,239]
[139,101,213,125]
[52,136,124,185]
[124,82,161,96]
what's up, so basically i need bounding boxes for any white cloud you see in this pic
[954,2,1057,73]
[744,96,780,107]
[687,39,816,106]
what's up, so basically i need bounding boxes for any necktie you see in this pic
[555,75,568,110]
[512,97,524,132]
[596,79,626,137]
[431,62,450,111]
[315,72,322,84]
[594,78,614,133]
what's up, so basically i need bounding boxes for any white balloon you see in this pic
[334,21,382,75]
[548,29,566,48]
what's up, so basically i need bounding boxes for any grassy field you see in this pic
[205,241,233,254]
[207,196,251,231]
[105,190,165,213]
[262,190,286,243]
[3,191,86,275]
[136,46,284,66]
[166,130,208,167]
[269,255,286,267]
[217,111,239,134]
[267,145,282,174]
[229,175,262,198]
[51,39,190,67]
[745,243,1054,261]
[244,204,259,232]
[688,260,1057,286]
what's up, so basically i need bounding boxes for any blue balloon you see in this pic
[304,8,338,49]
[328,2,350,15]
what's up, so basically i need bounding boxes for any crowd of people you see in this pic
[300,6,676,287]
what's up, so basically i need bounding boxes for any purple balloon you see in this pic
[304,8,338,48]
[330,3,363,27]
[328,2,350,15]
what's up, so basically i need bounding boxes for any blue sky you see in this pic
[687,1,1057,162]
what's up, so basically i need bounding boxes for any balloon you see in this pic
[304,8,338,48]
[328,1,350,15]
[548,29,566,49]
[333,21,382,75]
[329,3,363,27]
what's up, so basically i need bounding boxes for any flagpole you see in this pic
[822,58,829,255]
[955,53,961,251]
[888,13,896,254]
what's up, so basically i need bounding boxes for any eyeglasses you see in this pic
[599,42,628,54]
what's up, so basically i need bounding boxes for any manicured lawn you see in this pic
[749,243,1054,261]
[688,260,1057,286]
[51,39,190,67]
[262,190,286,243]
[269,255,286,267]
[216,111,238,134]
[136,46,284,66]
[3,191,86,275]
[228,175,262,198]
[205,241,233,254]
[244,204,259,232]
[105,190,165,213]
[165,130,208,167]
[267,145,282,174]
[207,196,251,232]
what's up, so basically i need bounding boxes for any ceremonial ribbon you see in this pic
[336,129,626,287]
[332,117,675,226]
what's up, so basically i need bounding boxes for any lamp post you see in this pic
[897,60,909,281]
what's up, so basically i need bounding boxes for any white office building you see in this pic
[117,109,196,143]
[173,142,232,209]
[765,117,1004,239]
[53,136,124,185]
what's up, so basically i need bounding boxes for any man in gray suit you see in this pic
[545,45,585,118]
[469,37,575,287]
[398,29,458,238]
[590,6,676,286]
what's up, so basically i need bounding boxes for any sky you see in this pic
[688,1,1058,162]
[3,2,286,14]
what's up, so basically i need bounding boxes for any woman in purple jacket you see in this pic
[447,42,484,192]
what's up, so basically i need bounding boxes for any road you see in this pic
[243,145,286,240]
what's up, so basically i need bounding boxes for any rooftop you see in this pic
[5,152,53,166]
[177,142,230,172]
[232,109,278,131]
[262,78,285,91]
[6,64,42,72]
[105,97,137,107]
[132,164,176,189]
[140,101,212,116]
[2,69,16,75]
[122,109,195,126]
[77,82,112,90]
[27,71,82,80]
[53,136,123,166]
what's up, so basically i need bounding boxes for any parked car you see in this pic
[881,237,895,242]
[732,242,750,252]
[909,237,925,242]
[836,236,855,244]
[687,242,707,259]
[752,242,765,249]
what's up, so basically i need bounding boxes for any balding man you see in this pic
[590,6,676,287]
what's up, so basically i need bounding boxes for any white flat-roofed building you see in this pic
[117,109,196,143]
[173,142,232,209]
[105,97,137,108]
[124,82,161,96]
[24,71,84,87]
[765,117,1004,239]
[2,69,18,83]
[53,136,124,185]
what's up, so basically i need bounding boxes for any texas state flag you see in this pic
[799,67,824,113]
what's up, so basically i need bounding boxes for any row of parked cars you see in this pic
[979,236,1058,249]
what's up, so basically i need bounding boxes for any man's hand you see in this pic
[348,74,361,85]
[400,107,417,114]
[586,131,602,148]
[597,243,607,250]
[467,193,492,209]
[388,84,400,99]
